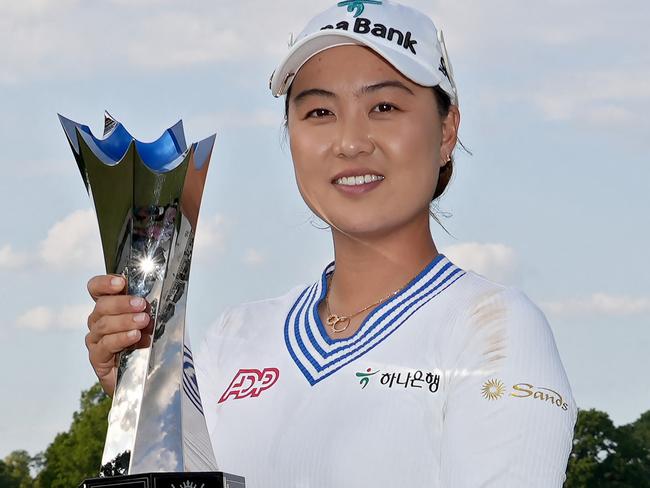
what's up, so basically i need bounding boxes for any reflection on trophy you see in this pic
[59,112,245,487]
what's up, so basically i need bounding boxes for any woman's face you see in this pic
[287,44,459,239]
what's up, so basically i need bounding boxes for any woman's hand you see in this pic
[85,274,153,397]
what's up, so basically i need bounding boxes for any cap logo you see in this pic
[438,56,450,82]
[337,0,382,18]
[320,17,418,55]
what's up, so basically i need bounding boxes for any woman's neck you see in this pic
[326,214,439,315]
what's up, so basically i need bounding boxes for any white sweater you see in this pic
[193,253,577,487]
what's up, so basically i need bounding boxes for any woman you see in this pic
[85,0,577,486]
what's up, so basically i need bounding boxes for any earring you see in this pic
[442,154,451,164]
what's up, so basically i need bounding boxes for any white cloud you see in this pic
[441,242,519,285]
[193,213,227,259]
[2,0,80,16]
[540,293,650,318]
[125,12,247,70]
[2,0,647,140]
[0,209,228,274]
[58,304,94,328]
[38,208,229,269]
[39,208,103,271]
[0,209,102,273]
[524,68,650,127]
[15,303,91,331]
[15,306,53,330]
[0,0,334,83]
[243,248,265,266]
[0,244,30,270]
[423,0,649,53]
[0,0,87,83]
[416,0,650,132]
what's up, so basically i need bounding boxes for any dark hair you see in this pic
[280,83,471,234]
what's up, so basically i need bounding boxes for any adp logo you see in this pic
[218,368,280,404]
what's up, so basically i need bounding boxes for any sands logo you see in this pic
[218,368,280,404]
[480,378,569,411]
[481,378,505,400]
[511,383,569,411]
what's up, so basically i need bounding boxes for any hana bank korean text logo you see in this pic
[356,367,440,393]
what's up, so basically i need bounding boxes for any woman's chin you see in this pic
[329,219,399,240]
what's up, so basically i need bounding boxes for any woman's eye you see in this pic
[305,103,397,119]
[306,108,333,118]
[373,102,397,113]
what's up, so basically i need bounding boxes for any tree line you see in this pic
[1,383,648,487]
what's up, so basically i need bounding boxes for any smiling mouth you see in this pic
[333,174,385,186]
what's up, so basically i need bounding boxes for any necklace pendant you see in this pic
[326,314,343,326]
[326,314,350,333]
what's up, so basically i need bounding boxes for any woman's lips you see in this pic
[332,177,384,194]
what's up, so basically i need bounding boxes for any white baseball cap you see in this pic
[268,0,459,106]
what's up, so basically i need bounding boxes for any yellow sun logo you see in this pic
[481,378,505,400]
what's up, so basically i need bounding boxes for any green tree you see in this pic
[631,410,650,452]
[34,383,110,488]
[565,408,650,487]
[0,459,20,488]
[0,450,34,488]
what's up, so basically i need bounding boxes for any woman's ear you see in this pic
[440,105,460,167]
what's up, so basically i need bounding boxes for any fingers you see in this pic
[88,294,148,329]
[87,323,148,368]
[87,309,150,344]
[85,274,158,393]
[85,307,154,385]
[87,274,126,302]
[86,329,137,376]
[98,369,117,398]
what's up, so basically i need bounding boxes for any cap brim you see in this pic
[269,30,445,97]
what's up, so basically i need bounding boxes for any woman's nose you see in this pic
[332,114,375,159]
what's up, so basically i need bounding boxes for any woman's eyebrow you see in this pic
[292,80,414,105]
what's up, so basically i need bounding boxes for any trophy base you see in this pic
[79,471,245,488]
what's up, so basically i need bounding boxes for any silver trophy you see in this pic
[59,112,245,487]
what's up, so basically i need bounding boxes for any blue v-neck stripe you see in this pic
[317,266,464,370]
[301,269,466,385]
[298,263,461,373]
[313,253,445,347]
[284,286,314,382]
[312,259,452,356]
[284,253,466,385]
[292,283,319,368]
[313,263,451,360]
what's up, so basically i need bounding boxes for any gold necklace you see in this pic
[324,273,410,334]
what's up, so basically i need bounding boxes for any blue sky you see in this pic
[0,0,648,458]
